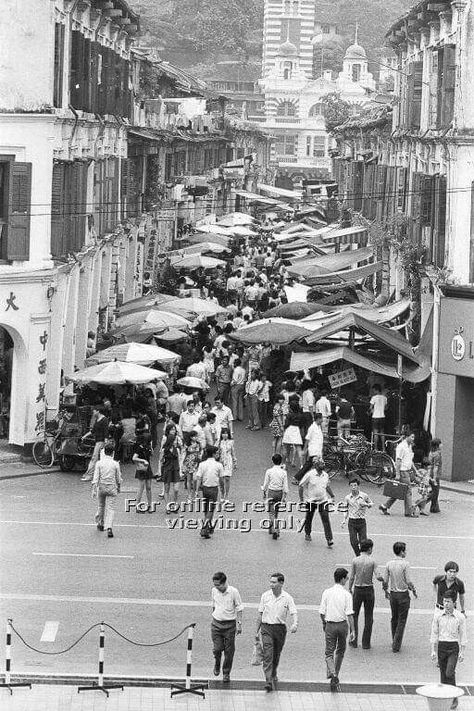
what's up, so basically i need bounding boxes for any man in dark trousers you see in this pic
[320,567,355,691]
[211,572,243,683]
[380,541,417,652]
[430,590,467,709]
[255,573,297,692]
[348,539,377,649]
[341,478,373,556]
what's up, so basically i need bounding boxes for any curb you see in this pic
[0,468,60,481]
[2,674,473,695]
[442,484,474,497]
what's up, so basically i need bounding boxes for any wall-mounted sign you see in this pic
[328,367,357,389]
[439,298,474,377]
[451,333,465,361]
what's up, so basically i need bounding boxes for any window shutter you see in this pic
[396,167,407,211]
[83,38,92,112]
[434,175,447,268]
[410,61,423,130]
[7,162,32,260]
[70,30,83,109]
[429,51,439,128]
[441,45,456,127]
[470,181,474,282]
[353,160,364,212]
[420,175,434,225]
[53,23,65,108]
[375,165,387,222]
[51,161,66,257]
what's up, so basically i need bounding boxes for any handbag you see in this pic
[383,480,408,500]
[251,638,263,666]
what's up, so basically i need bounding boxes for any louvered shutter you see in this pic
[375,165,387,223]
[353,160,364,212]
[410,61,423,130]
[70,30,84,109]
[7,162,32,260]
[51,162,66,257]
[441,45,456,127]
[470,182,474,282]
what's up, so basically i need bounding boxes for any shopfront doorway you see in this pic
[0,325,13,439]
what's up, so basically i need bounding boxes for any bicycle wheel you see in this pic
[32,433,54,468]
[361,451,395,484]
[323,447,343,480]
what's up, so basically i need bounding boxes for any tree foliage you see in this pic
[321,93,353,133]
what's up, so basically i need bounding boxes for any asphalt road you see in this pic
[0,421,473,685]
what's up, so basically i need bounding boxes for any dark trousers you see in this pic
[304,502,333,542]
[261,623,287,683]
[352,586,374,648]
[267,489,283,531]
[389,591,410,652]
[211,619,236,675]
[348,518,367,556]
[217,382,231,406]
[294,459,312,483]
[438,641,459,686]
[200,486,218,533]
[325,621,348,678]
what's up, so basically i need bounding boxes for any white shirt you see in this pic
[258,590,297,625]
[195,458,224,487]
[179,410,200,433]
[212,585,243,622]
[315,396,331,418]
[299,469,330,503]
[302,390,315,413]
[305,423,324,458]
[395,439,414,471]
[211,405,233,434]
[258,381,272,402]
[263,465,288,493]
[370,394,387,419]
[319,584,354,622]
[186,362,207,381]
[231,366,247,386]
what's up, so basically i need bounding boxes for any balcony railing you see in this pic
[274,117,301,124]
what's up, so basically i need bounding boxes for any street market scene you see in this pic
[0,1,473,710]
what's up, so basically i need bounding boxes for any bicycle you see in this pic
[323,433,395,484]
[32,427,63,468]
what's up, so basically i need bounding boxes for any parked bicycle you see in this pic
[323,433,395,484]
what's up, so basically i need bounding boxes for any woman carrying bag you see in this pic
[91,441,122,538]
[132,432,154,513]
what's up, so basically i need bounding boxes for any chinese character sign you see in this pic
[328,368,357,390]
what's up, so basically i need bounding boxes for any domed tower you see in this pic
[338,25,375,93]
[276,36,298,79]
[262,0,316,80]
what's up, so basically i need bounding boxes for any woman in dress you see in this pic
[270,393,286,455]
[282,399,304,469]
[181,430,202,500]
[158,423,182,512]
[132,433,154,513]
[202,345,215,384]
[218,428,236,503]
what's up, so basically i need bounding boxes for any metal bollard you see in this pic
[78,622,123,697]
[0,619,31,694]
[171,623,206,698]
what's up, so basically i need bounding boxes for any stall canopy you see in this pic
[301,298,411,325]
[288,247,373,278]
[303,261,382,286]
[304,312,420,363]
[289,347,430,383]
[230,318,312,345]
[234,190,282,206]
[257,183,303,200]
[321,225,369,247]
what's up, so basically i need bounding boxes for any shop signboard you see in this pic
[439,298,474,377]
[328,367,357,389]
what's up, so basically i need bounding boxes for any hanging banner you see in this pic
[328,367,357,389]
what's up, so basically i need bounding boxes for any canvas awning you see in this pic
[288,246,373,278]
[303,261,382,286]
[304,312,420,363]
[322,225,369,247]
[234,190,281,205]
[289,348,430,383]
[257,183,303,200]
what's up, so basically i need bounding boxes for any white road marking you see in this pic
[40,621,59,642]
[1,519,473,541]
[0,592,469,616]
[32,553,134,559]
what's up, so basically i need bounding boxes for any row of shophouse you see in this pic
[0,0,271,449]
[331,0,474,480]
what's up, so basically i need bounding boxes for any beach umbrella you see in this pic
[86,343,180,366]
[263,302,325,320]
[218,212,255,227]
[176,376,209,391]
[114,309,190,330]
[70,361,167,385]
[154,328,188,343]
[171,254,226,270]
[160,297,226,318]
[230,318,312,346]
[118,293,175,315]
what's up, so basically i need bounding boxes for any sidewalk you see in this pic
[2,683,474,711]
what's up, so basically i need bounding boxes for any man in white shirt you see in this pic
[230,358,246,421]
[211,396,234,438]
[262,454,288,540]
[369,385,387,451]
[430,590,467,707]
[380,430,415,517]
[186,356,207,382]
[320,567,355,691]
[255,572,297,691]
[195,447,224,538]
[304,413,324,461]
[245,369,262,430]
[178,400,200,445]
[211,571,243,683]
[299,459,335,545]
[315,391,332,436]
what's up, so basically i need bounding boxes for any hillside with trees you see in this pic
[132,0,412,78]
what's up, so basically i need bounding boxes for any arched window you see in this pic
[281,61,293,80]
[276,100,297,117]
[352,64,361,82]
[308,102,326,118]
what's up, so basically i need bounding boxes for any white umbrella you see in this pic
[230,225,258,237]
[160,297,226,318]
[114,309,190,330]
[176,376,209,391]
[118,293,175,315]
[218,212,255,227]
[86,343,180,366]
[195,224,232,236]
[172,254,226,270]
[184,242,230,255]
[70,361,167,385]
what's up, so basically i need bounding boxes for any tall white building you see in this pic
[260,0,376,187]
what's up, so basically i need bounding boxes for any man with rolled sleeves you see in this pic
[255,573,298,692]
[211,571,243,683]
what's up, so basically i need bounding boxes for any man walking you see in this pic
[298,458,335,546]
[195,447,224,539]
[380,541,417,652]
[315,390,332,436]
[348,539,377,649]
[230,358,246,421]
[320,568,355,691]
[262,454,288,539]
[430,590,467,709]
[369,385,387,451]
[255,573,297,691]
[433,561,466,615]
[379,429,416,517]
[211,571,243,683]
[81,405,109,482]
[341,478,373,556]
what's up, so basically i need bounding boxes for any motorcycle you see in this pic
[57,434,96,472]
